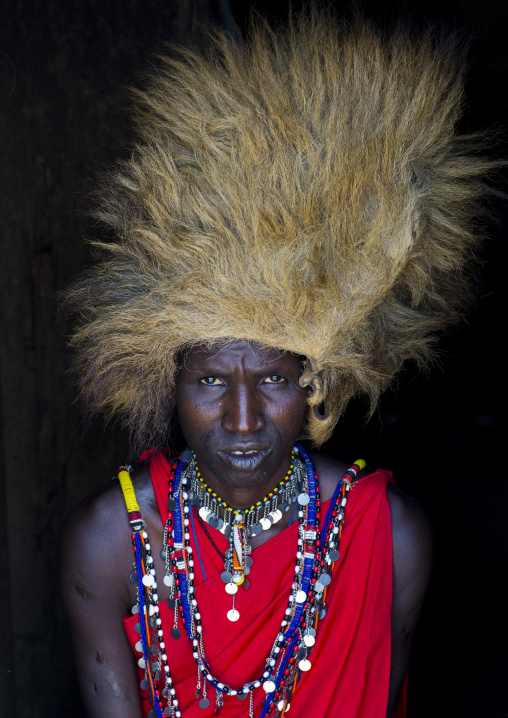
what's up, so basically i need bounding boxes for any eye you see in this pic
[199,376,223,386]
[263,375,285,384]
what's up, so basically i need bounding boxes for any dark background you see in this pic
[0,1,506,716]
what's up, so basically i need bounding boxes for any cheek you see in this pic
[176,390,221,442]
[270,393,308,436]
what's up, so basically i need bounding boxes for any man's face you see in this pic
[174,340,309,495]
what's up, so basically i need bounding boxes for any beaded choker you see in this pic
[186,450,306,615]
[118,445,366,718]
[189,450,304,536]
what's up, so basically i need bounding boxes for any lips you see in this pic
[217,447,270,471]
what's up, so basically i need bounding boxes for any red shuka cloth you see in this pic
[122,452,406,717]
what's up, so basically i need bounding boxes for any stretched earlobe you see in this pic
[313,402,329,421]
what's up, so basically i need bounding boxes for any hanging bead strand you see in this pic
[118,446,363,717]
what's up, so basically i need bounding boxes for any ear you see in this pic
[313,401,329,421]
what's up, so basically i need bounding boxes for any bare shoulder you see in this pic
[60,466,156,716]
[61,465,155,613]
[386,485,433,716]
[387,483,434,594]
[307,449,370,503]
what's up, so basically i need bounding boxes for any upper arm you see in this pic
[386,484,433,718]
[60,486,142,718]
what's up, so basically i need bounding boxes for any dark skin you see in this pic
[61,340,433,717]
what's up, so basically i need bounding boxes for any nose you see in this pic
[221,385,266,434]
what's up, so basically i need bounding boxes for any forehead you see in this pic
[180,340,302,372]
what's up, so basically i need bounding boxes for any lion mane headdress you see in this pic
[66,11,495,450]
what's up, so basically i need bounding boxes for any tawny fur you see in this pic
[66,11,496,450]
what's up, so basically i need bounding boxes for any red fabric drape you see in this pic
[123,452,405,717]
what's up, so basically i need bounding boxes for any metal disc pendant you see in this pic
[299,659,312,671]
[140,678,149,690]
[242,579,250,590]
[129,571,137,584]
[171,627,181,639]
[319,605,328,620]
[221,571,233,583]
[319,572,331,586]
[329,549,340,562]
[198,507,209,520]
[304,627,316,637]
[217,518,224,530]
[195,689,201,700]
[295,590,307,603]
[298,493,310,506]
[260,517,272,530]
[167,598,176,609]
[250,522,262,536]
[225,583,238,595]
[237,692,248,701]
[160,549,166,560]
[314,581,324,593]
[208,515,219,529]
[199,698,211,709]
[167,498,176,511]
[303,634,316,647]
[164,708,172,717]
[245,555,253,567]
[163,575,173,586]
[263,680,276,693]
[227,609,240,622]
[134,622,141,634]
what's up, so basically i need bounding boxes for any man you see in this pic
[61,10,492,717]
[62,339,431,717]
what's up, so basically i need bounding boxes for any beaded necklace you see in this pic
[190,450,303,534]
[188,450,305,615]
[118,445,365,718]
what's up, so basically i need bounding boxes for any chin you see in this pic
[211,454,275,489]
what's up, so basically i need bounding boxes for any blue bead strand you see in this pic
[135,532,164,718]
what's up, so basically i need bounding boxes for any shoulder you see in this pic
[61,478,132,609]
[386,484,433,714]
[60,465,155,611]
[387,483,433,616]
[387,484,434,580]
[307,448,372,503]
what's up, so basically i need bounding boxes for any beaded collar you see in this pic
[118,445,365,718]
[187,449,306,609]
